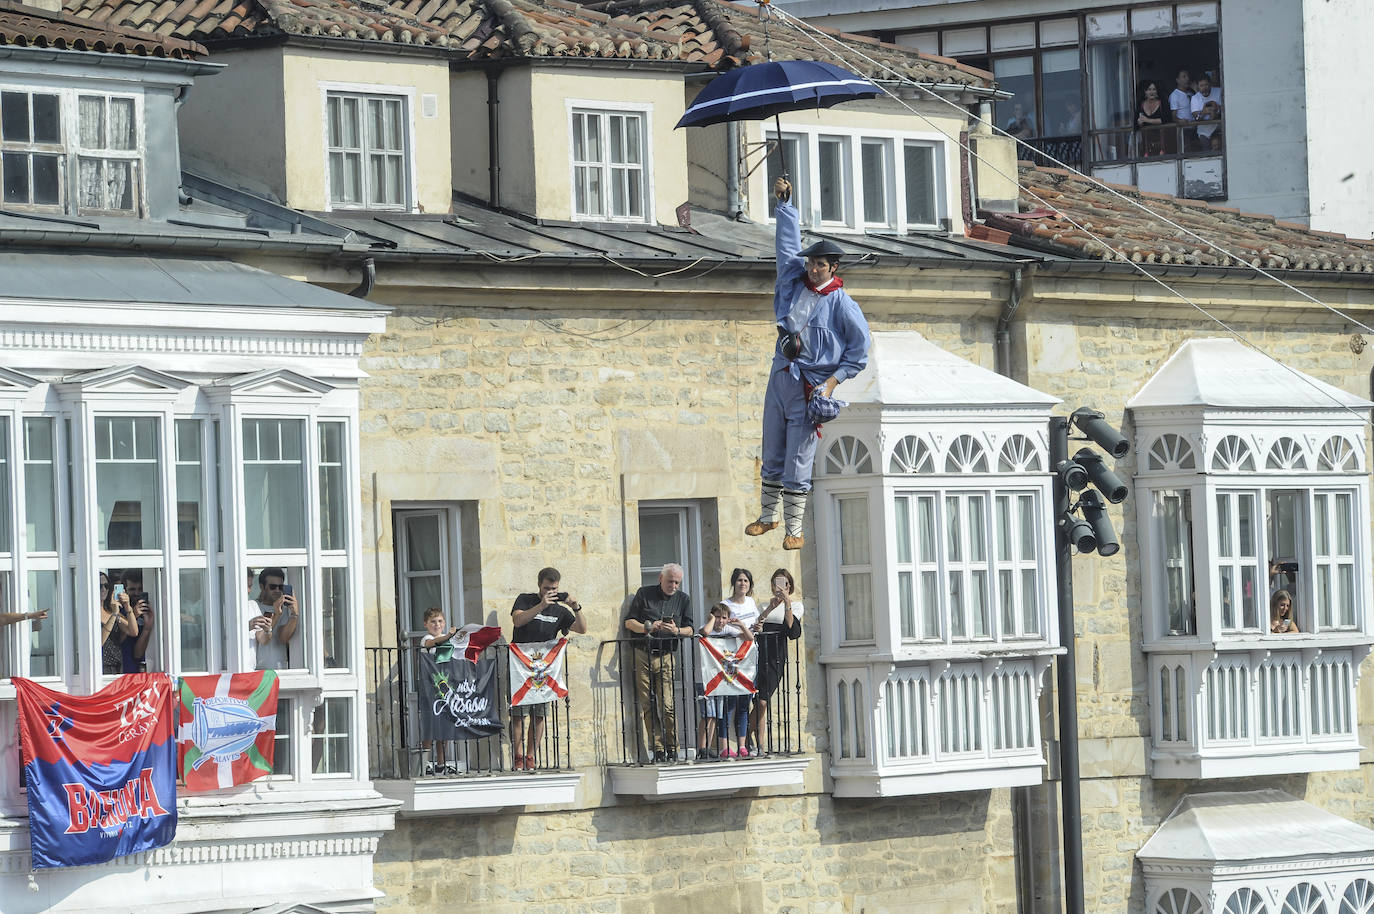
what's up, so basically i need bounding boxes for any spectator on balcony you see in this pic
[1004,102,1035,140]
[100,572,138,675]
[120,569,154,673]
[1169,69,1195,151]
[1136,81,1169,157]
[1058,100,1083,136]
[749,568,804,755]
[510,566,587,771]
[625,563,694,763]
[1270,590,1300,634]
[247,567,300,670]
[721,568,759,758]
[419,606,460,776]
[1190,75,1223,150]
[698,601,755,760]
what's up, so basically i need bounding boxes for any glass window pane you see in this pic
[1216,494,1232,557]
[571,113,586,161]
[1219,567,1236,629]
[766,135,804,220]
[31,94,58,144]
[994,55,1037,138]
[179,568,208,672]
[404,513,442,572]
[27,569,58,676]
[272,699,293,776]
[3,153,28,204]
[242,418,306,550]
[921,571,939,639]
[77,158,101,209]
[860,140,886,223]
[838,496,870,566]
[818,138,845,222]
[32,155,59,205]
[1018,495,1036,558]
[312,696,352,775]
[971,570,989,637]
[903,142,935,225]
[322,566,349,670]
[585,113,601,161]
[949,571,965,638]
[638,511,681,574]
[78,96,105,147]
[967,496,986,561]
[1241,566,1258,629]
[1237,494,1255,557]
[1041,48,1082,136]
[625,117,641,164]
[1,91,29,141]
[1317,565,1332,628]
[1335,493,1352,554]
[995,496,1011,561]
[108,98,135,150]
[24,417,56,552]
[898,571,915,638]
[1088,41,1132,130]
[408,574,444,634]
[1338,565,1355,626]
[894,496,911,563]
[609,115,625,163]
[1021,568,1039,634]
[319,422,347,551]
[999,569,1015,635]
[96,416,161,551]
[917,496,935,563]
[945,496,961,561]
[842,572,874,641]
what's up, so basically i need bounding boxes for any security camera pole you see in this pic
[1050,408,1131,914]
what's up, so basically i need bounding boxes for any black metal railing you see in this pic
[1024,134,1084,169]
[600,632,804,766]
[367,643,572,779]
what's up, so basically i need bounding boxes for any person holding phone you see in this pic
[749,568,804,755]
[120,569,155,673]
[100,572,138,675]
[248,567,300,670]
[510,567,587,770]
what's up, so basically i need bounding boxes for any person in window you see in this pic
[100,572,138,675]
[510,566,587,770]
[1136,81,1169,157]
[248,567,301,670]
[624,563,693,763]
[747,177,871,551]
[1270,590,1300,634]
[1189,74,1223,150]
[749,568,804,756]
[120,569,154,673]
[1168,68,1195,151]
[1003,102,1036,140]
[1058,100,1083,136]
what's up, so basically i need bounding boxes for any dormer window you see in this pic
[569,104,650,223]
[326,90,410,210]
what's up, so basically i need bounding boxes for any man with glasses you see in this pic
[248,567,300,670]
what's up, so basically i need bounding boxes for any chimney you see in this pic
[969,100,1019,214]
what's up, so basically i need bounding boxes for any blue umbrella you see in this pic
[676,60,881,129]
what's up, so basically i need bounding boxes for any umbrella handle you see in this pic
[773,112,789,182]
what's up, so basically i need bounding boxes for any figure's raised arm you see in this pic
[774,178,805,290]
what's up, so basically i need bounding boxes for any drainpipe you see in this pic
[174,84,194,206]
[487,67,501,208]
[725,120,742,220]
[349,257,375,299]
[995,266,1026,378]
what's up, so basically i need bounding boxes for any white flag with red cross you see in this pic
[509,638,570,707]
[697,635,757,696]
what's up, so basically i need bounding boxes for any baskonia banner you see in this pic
[697,635,758,696]
[177,670,279,791]
[416,650,504,741]
[15,674,177,870]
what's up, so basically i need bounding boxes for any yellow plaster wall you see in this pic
[280,49,453,213]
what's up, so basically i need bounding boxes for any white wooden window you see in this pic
[994,493,1041,638]
[326,92,408,209]
[394,506,469,639]
[903,140,939,226]
[0,90,62,207]
[311,695,353,777]
[837,494,875,642]
[1312,490,1357,629]
[859,138,893,227]
[76,94,138,212]
[571,108,648,222]
[638,501,706,622]
[1215,490,1261,631]
[893,493,939,640]
[1156,490,1195,635]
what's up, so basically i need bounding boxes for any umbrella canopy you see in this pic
[676,60,881,129]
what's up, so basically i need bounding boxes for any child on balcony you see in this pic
[698,602,754,760]
[419,606,460,775]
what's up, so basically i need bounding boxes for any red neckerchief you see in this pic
[804,275,843,295]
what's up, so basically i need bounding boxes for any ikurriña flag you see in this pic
[177,670,279,791]
[697,635,757,696]
[509,638,569,707]
[15,674,177,870]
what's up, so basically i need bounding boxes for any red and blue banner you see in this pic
[177,671,279,792]
[15,674,177,870]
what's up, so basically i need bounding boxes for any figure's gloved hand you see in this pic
[773,177,791,203]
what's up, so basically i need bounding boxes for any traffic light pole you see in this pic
[1051,415,1086,914]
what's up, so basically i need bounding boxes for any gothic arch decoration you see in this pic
[1154,887,1206,914]
[944,434,989,473]
[1282,883,1328,914]
[997,434,1043,473]
[889,434,935,474]
[1340,880,1374,914]
[1266,437,1309,471]
[1210,435,1257,472]
[1147,433,1197,471]
[1223,887,1269,914]
[1318,435,1361,472]
[824,435,873,476]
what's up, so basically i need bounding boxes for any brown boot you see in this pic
[783,534,805,550]
[746,482,782,536]
[782,490,808,550]
[745,520,779,536]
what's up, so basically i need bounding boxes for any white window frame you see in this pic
[566,99,654,224]
[764,123,948,232]
[319,82,417,213]
[0,82,145,217]
[393,503,470,640]
[636,500,705,623]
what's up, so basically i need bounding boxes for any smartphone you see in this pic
[555,592,569,602]
[112,583,126,598]
[282,584,294,598]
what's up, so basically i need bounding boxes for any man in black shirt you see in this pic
[510,567,587,770]
[623,563,693,763]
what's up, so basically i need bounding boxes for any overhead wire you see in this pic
[761,5,1374,424]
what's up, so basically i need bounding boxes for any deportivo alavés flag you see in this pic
[509,638,569,707]
[177,670,279,791]
[697,635,758,697]
[416,650,504,741]
[15,674,177,869]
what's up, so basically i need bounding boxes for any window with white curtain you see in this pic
[570,107,649,222]
[77,94,137,212]
[326,91,409,209]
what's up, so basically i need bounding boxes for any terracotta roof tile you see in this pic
[0,0,204,55]
[987,165,1374,274]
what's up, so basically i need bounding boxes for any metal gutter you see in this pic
[0,44,221,75]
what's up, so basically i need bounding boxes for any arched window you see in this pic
[944,434,989,473]
[1147,433,1196,471]
[1340,879,1374,914]
[824,435,873,475]
[1223,887,1268,914]
[997,434,1043,472]
[1266,437,1308,470]
[1154,888,1206,914]
[889,434,934,474]
[1210,435,1256,472]
[1318,435,1360,472]
[1281,883,1328,914]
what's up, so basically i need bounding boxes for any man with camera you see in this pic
[510,567,587,770]
[120,569,155,673]
[248,567,301,671]
[624,563,694,763]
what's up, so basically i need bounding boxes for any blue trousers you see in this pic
[762,367,816,492]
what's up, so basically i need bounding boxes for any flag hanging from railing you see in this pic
[509,638,569,707]
[449,624,503,662]
[697,635,758,696]
[177,670,279,791]
[416,649,504,740]
[15,674,177,870]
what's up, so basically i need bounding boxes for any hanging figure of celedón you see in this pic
[747,176,872,550]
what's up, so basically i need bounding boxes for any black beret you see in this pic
[799,239,845,259]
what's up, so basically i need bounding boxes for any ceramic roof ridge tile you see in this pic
[3,0,206,55]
